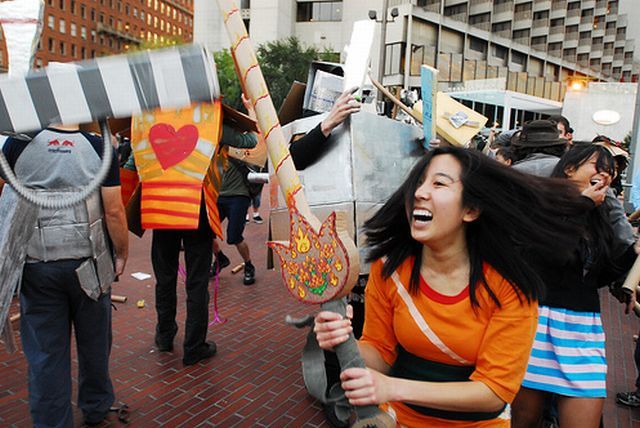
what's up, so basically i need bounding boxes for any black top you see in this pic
[289,124,330,170]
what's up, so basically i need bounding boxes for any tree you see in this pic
[256,37,322,110]
[213,49,243,110]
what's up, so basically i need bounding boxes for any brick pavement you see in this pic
[2,190,640,427]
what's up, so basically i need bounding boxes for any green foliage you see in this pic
[256,37,321,110]
[214,37,340,112]
[213,49,243,110]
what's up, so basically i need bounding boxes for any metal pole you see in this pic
[403,5,413,90]
[377,0,389,84]
[624,82,640,211]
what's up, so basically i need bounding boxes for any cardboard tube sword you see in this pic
[217,1,392,426]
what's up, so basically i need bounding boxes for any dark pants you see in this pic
[20,259,114,428]
[217,195,250,245]
[151,204,213,356]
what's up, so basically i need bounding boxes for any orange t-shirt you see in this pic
[360,258,538,428]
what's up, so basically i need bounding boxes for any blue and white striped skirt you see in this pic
[521,305,607,398]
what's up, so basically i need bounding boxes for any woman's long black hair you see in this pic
[364,146,592,307]
[551,144,616,271]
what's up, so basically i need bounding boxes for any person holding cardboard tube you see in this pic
[313,146,595,427]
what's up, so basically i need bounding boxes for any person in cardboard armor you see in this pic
[0,125,128,427]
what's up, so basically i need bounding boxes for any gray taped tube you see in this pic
[0,119,112,209]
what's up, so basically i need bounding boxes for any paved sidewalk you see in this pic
[2,198,640,426]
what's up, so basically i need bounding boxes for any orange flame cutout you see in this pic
[268,203,352,304]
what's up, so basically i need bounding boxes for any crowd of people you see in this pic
[2,84,640,427]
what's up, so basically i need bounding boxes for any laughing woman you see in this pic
[314,146,596,427]
[512,144,636,428]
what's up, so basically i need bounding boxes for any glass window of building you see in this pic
[59,19,66,34]
[81,26,87,39]
[297,1,343,22]
[59,0,64,10]
[48,15,55,29]
[59,41,65,55]
[70,0,75,13]
[70,23,76,36]
[48,37,55,53]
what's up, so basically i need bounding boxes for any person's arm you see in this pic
[289,88,361,170]
[101,186,128,276]
[220,124,257,149]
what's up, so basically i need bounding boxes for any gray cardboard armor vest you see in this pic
[270,111,424,274]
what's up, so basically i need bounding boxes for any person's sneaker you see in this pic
[243,261,256,285]
[252,214,264,224]
[616,391,640,407]
[209,252,231,277]
[182,341,217,366]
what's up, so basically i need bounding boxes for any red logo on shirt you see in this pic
[61,140,74,147]
[48,139,60,146]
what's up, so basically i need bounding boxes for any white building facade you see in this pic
[194,0,638,109]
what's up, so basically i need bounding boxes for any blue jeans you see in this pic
[20,259,114,427]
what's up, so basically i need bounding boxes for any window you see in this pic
[80,4,85,18]
[71,44,76,58]
[91,8,95,20]
[492,44,508,59]
[469,36,486,53]
[296,1,343,22]
[59,19,66,34]
[48,37,55,53]
[91,30,96,42]
[81,26,87,39]
[59,0,64,10]
[134,7,138,17]
[81,47,86,58]
[59,41,65,55]
[48,15,55,29]
[70,23,77,36]
[70,0,76,13]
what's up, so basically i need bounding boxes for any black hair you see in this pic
[548,115,574,134]
[364,146,590,308]
[496,146,517,164]
[551,144,615,263]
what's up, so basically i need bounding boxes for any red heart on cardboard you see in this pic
[149,123,199,170]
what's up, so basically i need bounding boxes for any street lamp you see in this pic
[368,2,399,87]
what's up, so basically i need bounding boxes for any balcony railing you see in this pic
[493,2,514,14]
[514,36,531,46]
[548,48,562,57]
[472,21,491,31]
[567,8,581,18]
[550,25,564,34]
[494,29,511,39]
[565,31,579,40]
[515,10,533,20]
[580,15,593,24]
[578,38,591,46]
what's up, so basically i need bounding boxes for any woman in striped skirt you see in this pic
[512,144,637,427]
